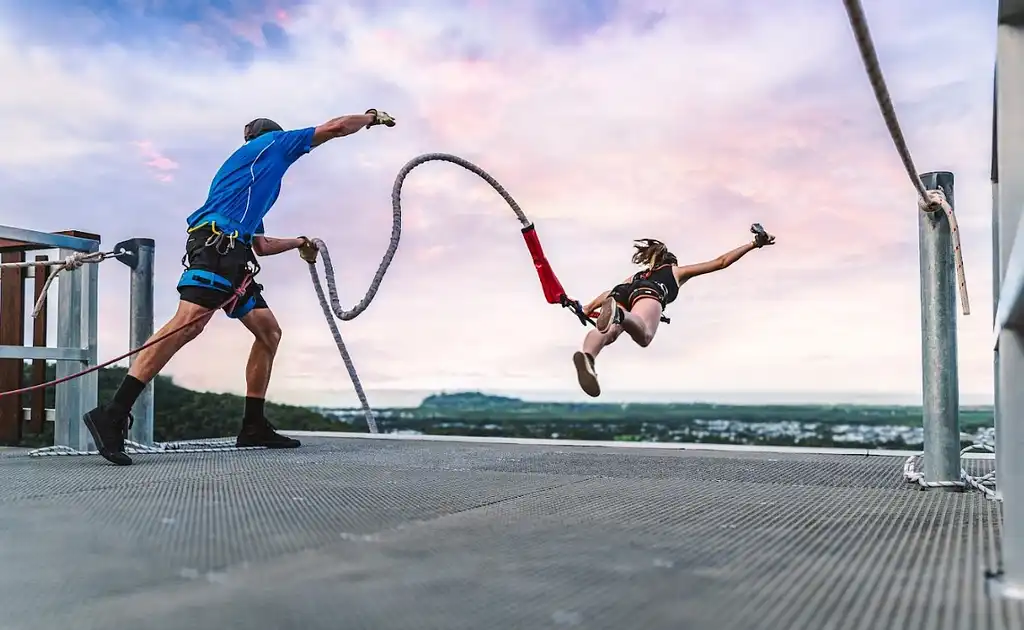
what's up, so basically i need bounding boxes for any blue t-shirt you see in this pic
[186,127,316,237]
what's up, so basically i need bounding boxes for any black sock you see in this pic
[244,397,265,424]
[111,375,146,414]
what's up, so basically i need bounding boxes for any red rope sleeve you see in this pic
[521,224,567,304]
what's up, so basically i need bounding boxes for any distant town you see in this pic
[316,392,996,450]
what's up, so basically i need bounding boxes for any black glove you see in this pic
[298,236,319,263]
[365,109,396,128]
[751,223,775,248]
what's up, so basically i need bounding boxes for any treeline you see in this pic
[407,392,995,428]
[16,364,352,447]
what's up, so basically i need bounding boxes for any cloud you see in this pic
[0,0,1003,406]
[133,140,180,182]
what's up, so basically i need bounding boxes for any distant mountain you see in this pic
[420,392,524,410]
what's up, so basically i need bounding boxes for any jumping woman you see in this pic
[572,223,776,397]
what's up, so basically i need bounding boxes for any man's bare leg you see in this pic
[83,300,214,465]
[236,308,299,448]
[129,301,217,383]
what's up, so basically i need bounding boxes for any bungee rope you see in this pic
[306,153,599,433]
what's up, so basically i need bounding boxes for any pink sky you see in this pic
[0,0,1001,406]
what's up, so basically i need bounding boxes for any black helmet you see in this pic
[243,118,283,142]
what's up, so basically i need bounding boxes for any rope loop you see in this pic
[307,153,531,434]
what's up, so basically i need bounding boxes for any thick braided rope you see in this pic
[307,153,532,433]
[0,249,125,318]
[842,0,970,316]
[841,0,928,199]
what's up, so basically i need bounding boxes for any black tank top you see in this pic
[632,264,679,305]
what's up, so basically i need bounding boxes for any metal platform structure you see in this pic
[0,435,1015,630]
[1,2,1024,629]
[0,225,156,451]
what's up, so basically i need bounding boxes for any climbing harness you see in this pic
[306,153,609,434]
[185,221,240,256]
[176,222,263,318]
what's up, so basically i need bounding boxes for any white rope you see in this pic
[306,153,532,435]
[841,0,971,316]
[26,438,265,457]
[0,249,125,319]
[902,442,997,498]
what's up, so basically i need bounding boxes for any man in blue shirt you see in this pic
[82,109,397,466]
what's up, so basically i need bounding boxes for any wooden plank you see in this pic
[28,255,49,435]
[0,251,25,445]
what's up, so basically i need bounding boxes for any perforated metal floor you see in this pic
[0,437,1016,630]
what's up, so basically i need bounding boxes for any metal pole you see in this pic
[917,171,961,487]
[992,1,1024,597]
[79,260,99,448]
[993,179,1004,502]
[993,72,1005,498]
[54,252,86,451]
[128,238,155,446]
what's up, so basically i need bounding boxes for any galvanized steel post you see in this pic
[993,73,1005,502]
[917,171,961,488]
[992,0,1024,597]
[129,239,155,446]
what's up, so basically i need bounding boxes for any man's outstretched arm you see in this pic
[311,109,396,147]
[252,236,306,257]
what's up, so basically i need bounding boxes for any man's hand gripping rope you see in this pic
[364,109,396,129]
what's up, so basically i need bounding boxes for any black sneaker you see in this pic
[236,420,301,449]
[82,405,134,466]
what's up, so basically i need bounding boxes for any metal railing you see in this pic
[0,225,155,451]
[989,0,1024,600]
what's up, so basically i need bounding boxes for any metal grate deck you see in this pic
[0,437,1017,630]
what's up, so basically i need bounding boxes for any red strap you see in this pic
[521,224,567,304]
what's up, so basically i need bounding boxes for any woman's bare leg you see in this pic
[582,325,622,359]
[618,298,663,347]
[574,326,622,398]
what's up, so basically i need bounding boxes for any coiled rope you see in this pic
[843,0,991,494]
[841,0,970,317]
[307,153,532,434]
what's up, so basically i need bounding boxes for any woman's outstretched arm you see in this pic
[672,241,760,283]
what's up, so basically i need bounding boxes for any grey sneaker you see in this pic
[595,297,622,333]
[573,351,601,398]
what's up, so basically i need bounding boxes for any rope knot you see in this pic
[61,253,89,271]
[918,188,948,213]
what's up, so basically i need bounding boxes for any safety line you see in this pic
[841,0,970,317]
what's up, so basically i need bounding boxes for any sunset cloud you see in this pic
[133,141,180,183]
[0,0,1000,406]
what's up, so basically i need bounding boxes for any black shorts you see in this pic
[176,228,268,319]
[608,279,666,310]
